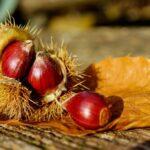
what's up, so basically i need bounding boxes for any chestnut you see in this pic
[66,91,110,130]
[27,51,62,96]
[1,40,35,80]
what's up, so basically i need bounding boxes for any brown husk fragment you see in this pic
[28,92,74,122]
[0,75,33,120]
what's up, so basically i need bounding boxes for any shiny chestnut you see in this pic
[66,91,110,130]
[27,51,62,96]
[1,40,35,80]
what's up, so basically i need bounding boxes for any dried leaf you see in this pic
[85,56,150,130]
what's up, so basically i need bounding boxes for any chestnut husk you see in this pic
[0,74,33,120]
[0,19,38,120]
[27,41,86,120]
[0,20,84,121]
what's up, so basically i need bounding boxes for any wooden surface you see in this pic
[0,27,150,150]
[0,124,150,150]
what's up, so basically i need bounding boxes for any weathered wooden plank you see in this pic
[0,124,149,149]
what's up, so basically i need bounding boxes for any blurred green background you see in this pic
[0,0,18,21]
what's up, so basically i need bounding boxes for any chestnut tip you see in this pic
[23,40,33,52]
[99,107,110,127]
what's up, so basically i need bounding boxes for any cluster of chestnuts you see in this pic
[0,22,110,130]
